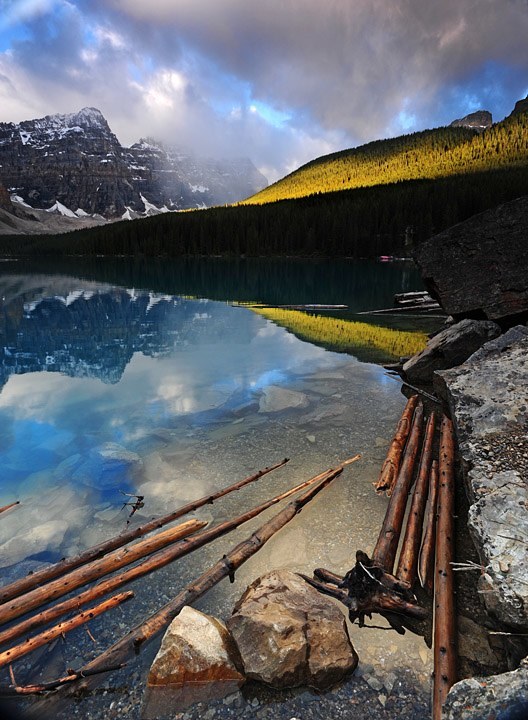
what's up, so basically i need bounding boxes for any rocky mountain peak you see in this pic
[450,110,492,132]
[510,94,528,117]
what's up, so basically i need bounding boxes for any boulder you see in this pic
[402,319,500,383]
[435,327,528,629]
[142,606,244,718]
[227,569,357,690]
[414,196,528,322]
[444,656,528,720]
[258,386,309,413]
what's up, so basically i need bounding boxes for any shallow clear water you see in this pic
[0,259,433,710]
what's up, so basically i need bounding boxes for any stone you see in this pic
[227,569,358,690]
[435,327,528,629]
[444,656,528,720]
[72,442,143,487]
[414,195,528,322]
[402,319,500,383]
[258,386,309,413]
[142,607,245,718]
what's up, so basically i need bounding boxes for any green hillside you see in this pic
[245,111,528,204]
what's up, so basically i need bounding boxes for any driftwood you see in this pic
[372,402,424,572]
[27,458,353,710]
[0,519,205,627]
[0,592,134,669]
[0,459,289,606]
[433,417,457,720]
[0,459,359,649]
[0,501,20,516]
[395,412,436,586]
[419,459,439,594]
[374,395,419,495]
[0,663,127,696]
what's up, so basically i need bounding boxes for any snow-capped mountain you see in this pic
[0,108,267,220]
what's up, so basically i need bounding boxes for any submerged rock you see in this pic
[142,606,244,718]
[227,569,357,690]
[71,442,143,487]
[258,386,309,413]
[402,319,500,383]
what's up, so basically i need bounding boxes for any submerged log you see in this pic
[0,501,20,516]
[372,402,424,572]
[0,592,134,669]
[0,459,359,649]
[0,663,126,697]
[27,458,352,710]
[0,459,289,606]
[432,417,457,720]
[0,519,205,627]
[395,412,436,586]
[374,395,419,495]
[419,460,439,594]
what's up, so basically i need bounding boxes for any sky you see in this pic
[0,1,527,182]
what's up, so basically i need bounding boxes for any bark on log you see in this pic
[419,460,439,594]
[27,458,352,711]
[0,592,134,669]
[395,412,436,586]
[372,402,424,572]
[0,501,20,516]
[0,459,359,648]
[0,459,289,606]
[374,396,419,495]
[0,519,205,627]
[433,417,457,720]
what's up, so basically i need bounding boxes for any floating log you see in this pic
[0,501,20,516]
[395,412,436,586]
[0,459,289,606]
[0,592,134,669]
[28,458,352,709]
[0,519,206,627]
[0,459,359,648]
[433,417,457,720]
[419,459,439,594]
[374,395,419,495]
[372,402,424,572]
[0,663,127,696]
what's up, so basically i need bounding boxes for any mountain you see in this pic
[0,108,267,220]
[510,94,528,117]
[244,98,528,205]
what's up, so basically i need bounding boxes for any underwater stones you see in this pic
[227,569,357,690]
[0,519,68,567]
[142,607,244,718]
[71,442,143,487]
[258,386,309,413]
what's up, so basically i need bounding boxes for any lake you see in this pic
[0,258,435,718]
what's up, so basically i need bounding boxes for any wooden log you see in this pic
[0,458,360,648]
[395,412,436,586]
[372,402,424,572]
[0,663,127,696]
[0,592,134,669]
[313,568,343,585]
[29,458,351,709]
[433,417,457,720]
[419,459,439,594]
[0,459,289,606]
[374,395,419,495]
[0,501,20,516]
[0,519,206,627]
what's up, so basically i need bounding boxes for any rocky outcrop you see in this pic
[444,656,528,720]
[435,327,528,629]
[450,110,492,131]
[227,569,357,690]
[142,607,245,718]
[510,94,528,117]
[402,319,500,383]
[414,196,528,323]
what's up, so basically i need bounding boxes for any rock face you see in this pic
[450,110,492,131]
[402,319,500,383]
[444,656,528,720]
[227,569,358,690]
[414,196,528,322]
[143,607,245,718]
[510,94,528,117]
[435,327,528,629]
[0,107,267,219]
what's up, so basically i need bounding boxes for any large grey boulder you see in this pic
[436,327,528,629]
[414,196,528,322]
[402,319,500,383]
[142,607,245,718]
[444,655,528,720]
[227,569,357,690]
